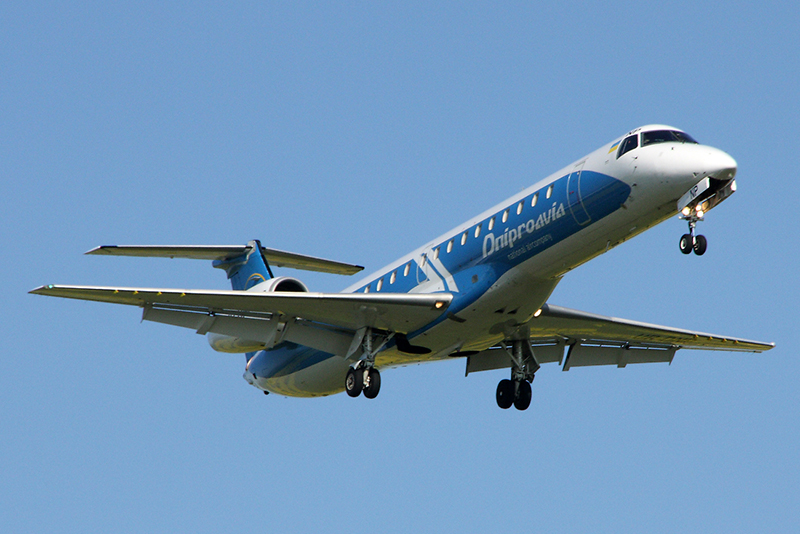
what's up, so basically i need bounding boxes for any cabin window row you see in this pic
[363,261,413,292]
[363,182,556,292]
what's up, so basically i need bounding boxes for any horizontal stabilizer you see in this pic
[86,245,364,275]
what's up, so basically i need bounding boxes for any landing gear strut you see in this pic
[495,339,538,411]
[679,209,707,256]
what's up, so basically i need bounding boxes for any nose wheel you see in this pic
[680,233,707,255]
[679,214,707,256]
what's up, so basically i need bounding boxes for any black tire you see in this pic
[345,367,363,397]
[496,379,514,409]
[514,380,532,411]
[363,368,381,399]
[679,234,693,254]
[693,234,707,256]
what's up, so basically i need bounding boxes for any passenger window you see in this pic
[516,201,524,215]
[403,263,410,277]
[434,247,440,260]
[546,185,553,199]
[502,209,509,223]
[447,240,453,253]
[364,285,370,293]
[390,271,396,284]
[377,279,383,291]
[474,224,482,238]
[488,217,495,231]
[531,193,538,207]
[461,232,467,245]
[617,135,639,158]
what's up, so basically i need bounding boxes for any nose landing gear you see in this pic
[679,207,707,256]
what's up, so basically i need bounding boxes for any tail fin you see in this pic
[212,240,273,290]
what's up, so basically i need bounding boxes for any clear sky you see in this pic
[3,2,798,532]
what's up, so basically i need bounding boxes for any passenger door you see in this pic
[567,161,591,226]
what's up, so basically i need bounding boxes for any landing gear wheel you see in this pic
[496,379,514,409]
[514,380,532,411]
[693,234,707,256]
[363,368,381,399]
[679,234,693,254]
[345,367,363,397]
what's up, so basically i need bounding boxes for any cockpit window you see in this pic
[617,135,639,158]
[641,130,698,147]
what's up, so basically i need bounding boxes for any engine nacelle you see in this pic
[247,276,309,293]
[208,276,309,353]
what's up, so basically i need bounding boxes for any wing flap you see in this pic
[30,284,452,333]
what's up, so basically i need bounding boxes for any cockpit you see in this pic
[617,129,698,159]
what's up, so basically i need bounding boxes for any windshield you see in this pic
[641,130,698,147]
[617,134,639,158]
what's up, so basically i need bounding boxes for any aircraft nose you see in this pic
[705,147,737,182]
[666,144,738,187]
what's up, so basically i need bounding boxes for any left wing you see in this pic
[466,303,774,375]
[30,285,452,354]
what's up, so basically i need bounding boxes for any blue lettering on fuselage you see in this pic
[481,202,567,259]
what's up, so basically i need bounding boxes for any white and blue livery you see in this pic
[31,125,774,410]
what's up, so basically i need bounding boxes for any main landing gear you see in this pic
[344,327,388,400]
[345,362,381,399]
[496,376,533,411]
[679,206,707,256]
[495,339,539,411]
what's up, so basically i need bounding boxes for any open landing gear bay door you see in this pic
[466,303,774,375]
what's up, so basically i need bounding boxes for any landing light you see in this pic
[730,180,737,192]
[434,301,446,309]
[682,207,691,216]
[696,210,704,218]
[533,308,542,317]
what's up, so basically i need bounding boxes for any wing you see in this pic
[30,284,452,356]
[30,284,451,332]
[466,303,774,375]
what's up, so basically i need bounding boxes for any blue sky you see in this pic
[3,2,798,532]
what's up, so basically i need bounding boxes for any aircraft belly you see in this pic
[250,349,350,397]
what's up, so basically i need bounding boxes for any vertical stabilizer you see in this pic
[212,240,272,290]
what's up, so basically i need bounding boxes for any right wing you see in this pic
[466,303,774,375]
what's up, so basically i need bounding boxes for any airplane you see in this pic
[30,124,775,410]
